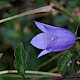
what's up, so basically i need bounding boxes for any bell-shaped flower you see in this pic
[30,21,76,58]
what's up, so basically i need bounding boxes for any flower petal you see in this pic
[44,26,76,39]
[38,50,51,58]
[34,21,57,33]
[46,37,76,52]
[30,33,53,49]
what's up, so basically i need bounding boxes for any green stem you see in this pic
[0,70,61,78]
[77,37,80,40]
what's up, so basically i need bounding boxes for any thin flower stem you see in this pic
[75,24,79,36]
[0,71,8,74]
[0,70,61,77]
[1,70,80,79]
[77,37,80,40]
[0,5,52,23]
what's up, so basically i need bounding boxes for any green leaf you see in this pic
[64,66,75,76]
[58,51,73,74]
[0,1,11,8]
[14,43,27,77]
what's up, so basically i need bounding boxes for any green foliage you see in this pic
[3,9,18,27]
[54,15,68,27]
[58,51,73,74]
[0,1,11,8]
[14,43,27,77]
[34,0,47,7]
[0,77,4,80]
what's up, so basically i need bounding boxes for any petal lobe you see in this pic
[30,33,53,49]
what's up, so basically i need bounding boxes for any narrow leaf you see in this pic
[14,43,27,76]
[58,51,72,74]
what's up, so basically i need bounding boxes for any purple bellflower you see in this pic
[30,21,76,58]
